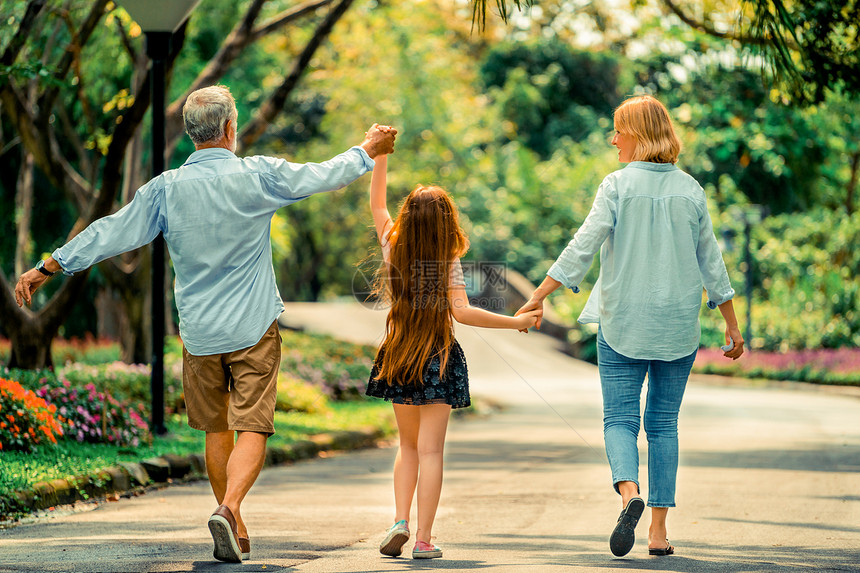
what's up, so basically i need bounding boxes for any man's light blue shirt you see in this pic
[547,161,735,361]
[54,146,374,355]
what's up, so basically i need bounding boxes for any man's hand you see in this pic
[15,268,50,307]
[361,123,397,158]
[515,297,544,332]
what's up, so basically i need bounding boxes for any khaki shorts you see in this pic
[182,321,281,435]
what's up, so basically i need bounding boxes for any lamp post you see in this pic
[115,0,199,435]
[725,204,767,349]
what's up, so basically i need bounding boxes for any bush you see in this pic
[51,337,121,365]
[276,373,331,414]
[0,367,61,392]
[279,330,375,401]
[36,381,151,447]
[0,378,64,452]
[60,361,184,415]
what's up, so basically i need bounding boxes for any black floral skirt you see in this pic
[365,340,470,409]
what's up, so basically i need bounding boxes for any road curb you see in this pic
[2,427,386,520]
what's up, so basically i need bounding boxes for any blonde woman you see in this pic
[518,95,744,557]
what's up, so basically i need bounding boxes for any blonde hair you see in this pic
[613,95,681,164]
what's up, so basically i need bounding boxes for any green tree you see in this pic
[480,38,630,157]
[0,0,357,368]
[472,0,860,102]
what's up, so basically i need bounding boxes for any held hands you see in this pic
[514,309,542,332]
[361,123,397,159]
[14,268,51,307]
[515,297,544,333]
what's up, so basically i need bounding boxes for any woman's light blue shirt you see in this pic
[546,161,734,361]
[54,146,374,356]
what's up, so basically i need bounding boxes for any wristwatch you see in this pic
[35,259,55,277]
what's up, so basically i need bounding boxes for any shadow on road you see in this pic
[680,444,860,473]
[476,533,860,572]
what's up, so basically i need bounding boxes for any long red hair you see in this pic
[374,185,469,386]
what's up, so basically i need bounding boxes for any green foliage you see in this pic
[0,402,395,514]
[59,361,185,416]
[656,64,830,214]
[276,373,331,414]
[480,39,630,156]
[698,206,860,351]
[743,0,860,102]
[278,330,376,401]
[0,368,60,393]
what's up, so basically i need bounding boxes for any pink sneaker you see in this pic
[412,540,443,559]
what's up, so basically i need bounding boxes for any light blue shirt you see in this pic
[546,161,735,361]
[54,146,374,355]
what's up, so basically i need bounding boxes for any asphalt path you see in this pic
[1,301,858,572]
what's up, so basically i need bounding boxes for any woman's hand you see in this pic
[716,299,744,360]
[514,310,542,332]
[723,325,744,360]
[515,297,544,332]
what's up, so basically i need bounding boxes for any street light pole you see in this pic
[146,31,171,436]
[115,0,199,436]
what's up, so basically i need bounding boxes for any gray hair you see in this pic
[182,85,238,145]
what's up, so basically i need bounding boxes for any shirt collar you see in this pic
[624,161,678,172]
[182,147,238,166]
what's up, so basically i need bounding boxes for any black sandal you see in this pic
[609,497,645,556]
[649,540,675,556]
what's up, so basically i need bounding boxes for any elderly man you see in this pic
[15,85,396,563]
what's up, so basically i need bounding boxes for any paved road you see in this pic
[1,302,859,572]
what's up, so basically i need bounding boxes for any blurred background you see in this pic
[1,0,858,370]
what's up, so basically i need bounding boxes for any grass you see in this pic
[0,400,395,499]
[0,328,395,517]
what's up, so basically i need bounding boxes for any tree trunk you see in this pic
[14,151,34,278]
[97,248,152,365]
[6,315,53,370]
[117,274,151,364]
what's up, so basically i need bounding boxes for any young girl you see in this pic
[366,153,540,559]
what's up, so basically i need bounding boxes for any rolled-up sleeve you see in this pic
[53,178,164,275]
[547,178,617,292]
[259,146,374,205]
[696,203,735,309]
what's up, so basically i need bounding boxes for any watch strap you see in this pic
[36,260,55,277]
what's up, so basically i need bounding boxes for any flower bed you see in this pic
[60,361,184,415]
[0,378,64,452]
[693,347,860,385]
[36,381,150,447]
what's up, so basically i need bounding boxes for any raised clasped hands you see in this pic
[515,296,544,334]
[361,123,397,158]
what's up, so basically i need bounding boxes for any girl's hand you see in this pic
[515,298,544,332]
[514,310,542,332]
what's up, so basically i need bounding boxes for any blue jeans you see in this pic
[597,328,697,508]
